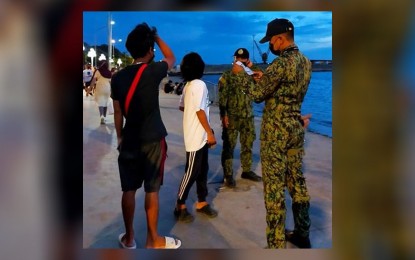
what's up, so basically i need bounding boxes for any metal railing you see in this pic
[204,80,219,105]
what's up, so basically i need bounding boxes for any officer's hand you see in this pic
[221,116,229,128]
[252,71,263,81]
[301,114,312,129]
[246,59,253,67]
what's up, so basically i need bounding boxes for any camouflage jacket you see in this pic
[218,64,261,118]
[241,44,312,142]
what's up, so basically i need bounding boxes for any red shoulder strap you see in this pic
[124,64,148,115]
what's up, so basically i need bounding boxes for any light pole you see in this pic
[108,12,115,69]
[83,44,86,64]
[87,48,96,67]
[98,54,106,61]
[111,38,122,64]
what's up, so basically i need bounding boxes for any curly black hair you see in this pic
[180,52,205,81]
[125,23,157,59]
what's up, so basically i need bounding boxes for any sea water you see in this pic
[202,71,332,138]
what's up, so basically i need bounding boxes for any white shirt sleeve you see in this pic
[190,80,208,111]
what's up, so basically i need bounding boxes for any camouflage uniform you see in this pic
[242,44,312,248]
[218,68,258,179]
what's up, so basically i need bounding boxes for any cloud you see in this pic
[84,11,332,63]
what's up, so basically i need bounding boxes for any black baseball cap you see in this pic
[259,18,294,43]
[233,48,249,59]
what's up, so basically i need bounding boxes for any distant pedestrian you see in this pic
[164,80,174,93]
[175,52,218,223]
[111,22,181,249]
[111,67,118,76]
[241,18,313,248]
[177,82,185,95]
[90,60,112,124]
[83,63,93,97]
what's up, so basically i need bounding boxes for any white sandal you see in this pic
[118,233,137,249]
[164,236,181,249]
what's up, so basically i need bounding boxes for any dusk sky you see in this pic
[83,11,332,65]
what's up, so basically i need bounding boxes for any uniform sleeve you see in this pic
[218,73,228,117]
[242,59,285,103]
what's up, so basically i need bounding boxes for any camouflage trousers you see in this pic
[221,116,256,177]
[260,139,311,249]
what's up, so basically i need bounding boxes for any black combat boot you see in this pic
[285,230,311,248]
[287,201,311,248]
[224,175,236,188]
[241,171,262,182]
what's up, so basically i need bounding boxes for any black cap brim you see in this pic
[259,35,270,43]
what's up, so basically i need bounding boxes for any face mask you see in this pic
[269,42,281,56]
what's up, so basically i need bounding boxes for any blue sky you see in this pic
[83,11,332,65]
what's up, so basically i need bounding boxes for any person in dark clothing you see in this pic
[164,80,174,93]
[111,22,181,249]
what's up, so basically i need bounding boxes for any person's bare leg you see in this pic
[144,191,166,248]
[120,190,136,247]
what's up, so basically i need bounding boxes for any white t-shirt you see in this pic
[83,69,93,83]
[179,79,210,152]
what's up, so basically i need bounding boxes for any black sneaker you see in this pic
[196,204,218,218]
[241,171,262,182]
[224,176,236,188]
[174,207,194,223]
[285,230,311,248]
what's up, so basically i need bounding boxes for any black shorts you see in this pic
[118,138,167,192]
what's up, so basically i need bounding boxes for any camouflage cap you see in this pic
[259,18,294,43]
[233,48,249,59]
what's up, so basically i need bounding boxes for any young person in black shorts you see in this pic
[111,23,181,249]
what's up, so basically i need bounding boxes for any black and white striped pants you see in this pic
[177,144,209,205]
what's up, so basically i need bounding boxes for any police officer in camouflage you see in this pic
[239,18,312,248]
[218,48,263,188]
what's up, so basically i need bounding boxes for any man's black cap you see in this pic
[259,18,294,43]
[233,48,249,59]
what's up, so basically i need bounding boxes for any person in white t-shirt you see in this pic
[83,64,93,97]
[174,52,218,222]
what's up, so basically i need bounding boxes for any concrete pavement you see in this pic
[83,90,332,249]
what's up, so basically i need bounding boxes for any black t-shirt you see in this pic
[111,61,168,147]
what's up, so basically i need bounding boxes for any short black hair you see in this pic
[283,30,294,41]
[180,52,205,81]
[125,23,157,59]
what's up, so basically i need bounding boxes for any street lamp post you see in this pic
[83,44,86,63]
[108,13,115,70]
[111,38,122,63]
[87,48,96,67]
[98,54,106,61]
